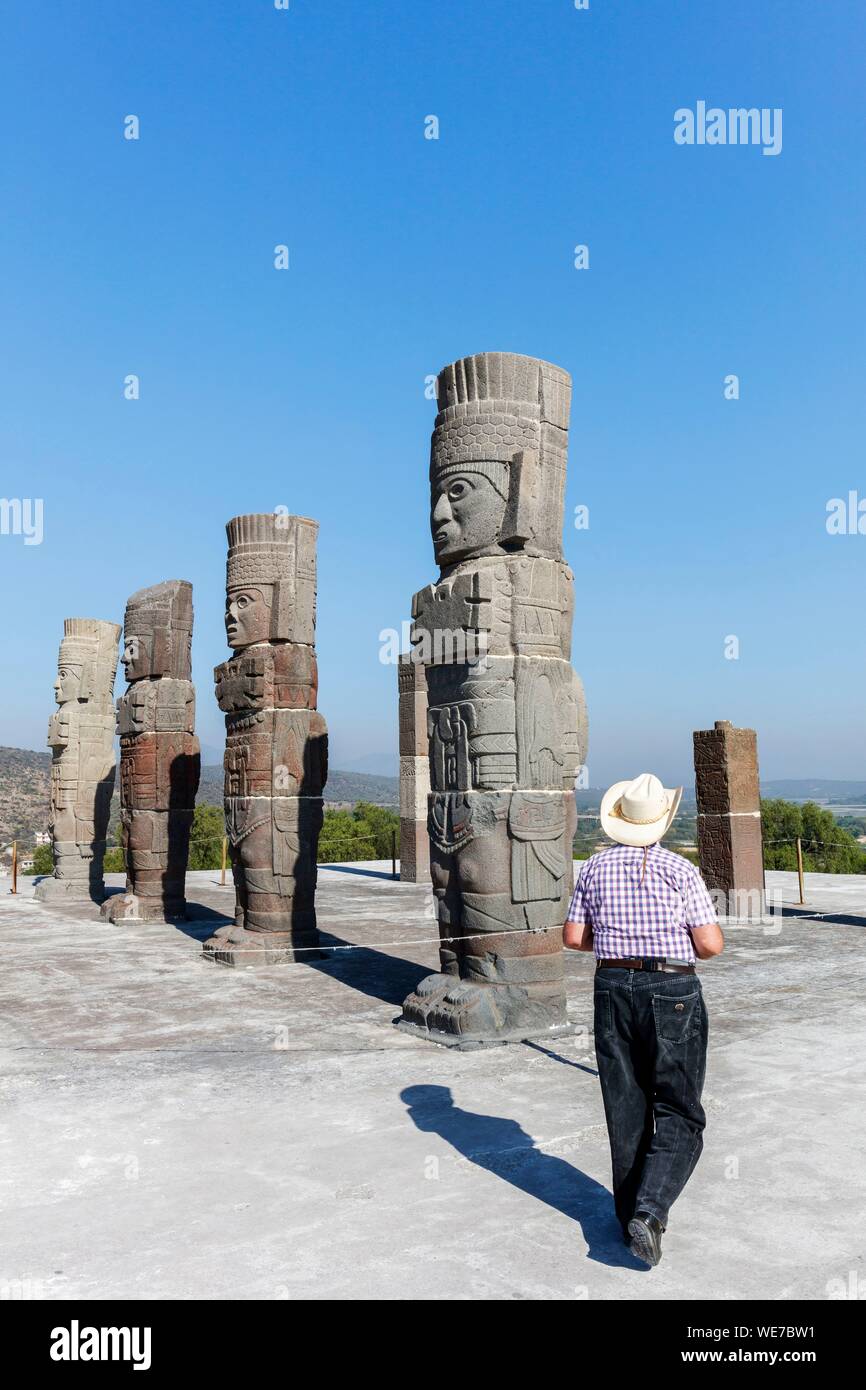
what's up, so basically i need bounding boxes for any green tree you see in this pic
[318,802,399,862]
[761,798,866,874]
[188,804,226,870]
[23,843,53,876]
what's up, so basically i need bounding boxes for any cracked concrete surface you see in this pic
[0,866,863,1300]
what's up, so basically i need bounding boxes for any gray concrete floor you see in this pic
[1,865,864,1301]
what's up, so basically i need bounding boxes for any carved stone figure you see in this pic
[398,653,431,882]
[203,513,328,965]
[694,719,765,919]
[102,581,201,923]
[399,352,588,1046]
[35,618,121,903]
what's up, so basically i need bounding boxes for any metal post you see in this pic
[796,836,805,905]
[220,836,227,886]
[391,829,397,881]
[11,840,17,895]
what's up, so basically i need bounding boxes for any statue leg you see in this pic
[400,845,462,1026]
[404,795,572,1045]
[203,801,323,965]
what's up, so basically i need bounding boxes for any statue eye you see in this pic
[449,481,468,500]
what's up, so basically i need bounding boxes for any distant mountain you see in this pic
[326,751,399,779]
[0,746,51,843]
[0,745,397,846]
[760,779,866,801]
[5,740,864,847]
[197,764,397,809]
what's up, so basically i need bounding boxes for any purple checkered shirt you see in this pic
[566,843,717,964]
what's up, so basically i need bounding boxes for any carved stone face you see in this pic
[122,634,153,681]
[54,664,83,704]
[226,586,272,648]
[431,471,507,565]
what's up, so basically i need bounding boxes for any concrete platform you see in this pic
[0,865,864,1301]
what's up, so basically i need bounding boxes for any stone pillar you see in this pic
[203,513,328,965]
[694,719,765,918]
[399,351,588,1047]
[398,653,430,882]
[102,581,201,923]
[36,618,121,903]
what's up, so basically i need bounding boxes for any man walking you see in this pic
[564,772,724,1267]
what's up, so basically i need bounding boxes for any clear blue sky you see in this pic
[1,0,863,783]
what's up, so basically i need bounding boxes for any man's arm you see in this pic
[563,862,594,951]
[690,922,725,959]
[563,917,594,952]
[684,863,725,958]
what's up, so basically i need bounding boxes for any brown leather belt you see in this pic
[596,957,696,975]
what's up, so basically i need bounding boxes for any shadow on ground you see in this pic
[320,863,398,881]
[401,1084,643,1270]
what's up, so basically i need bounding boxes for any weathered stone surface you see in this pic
[694,719,765,917]
[102,581,201,924]
[35,618,121,903]
[398,816,430,882]
[398,351,588,1046]
[398,655,431,882]
[203,513,328,965]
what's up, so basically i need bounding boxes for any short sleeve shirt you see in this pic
[566,842,717,964]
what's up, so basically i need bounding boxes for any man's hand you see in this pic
[690,922,724,959]
[563,919,594,952]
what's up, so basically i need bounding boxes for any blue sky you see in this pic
[1,0,863,783]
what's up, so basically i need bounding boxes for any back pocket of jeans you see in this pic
[652,990,700,1043]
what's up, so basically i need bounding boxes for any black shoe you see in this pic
[628,1212,664,1266]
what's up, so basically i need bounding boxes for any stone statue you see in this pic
[36,618,121,903]
[203,513,328,965]
[399,352,588,1046]
[102,581,201,923]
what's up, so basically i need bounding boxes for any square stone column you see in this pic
[694,720,765,918]
[398,654,430,882]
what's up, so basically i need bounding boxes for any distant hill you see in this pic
[196,763,397,809]
[0,746,52,843]
[0,745,397,846]
[760,779,866,801]
[5,741,865,846]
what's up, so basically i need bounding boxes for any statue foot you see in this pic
[201,922,235,949]
[201,925,323,967]
[399,976,569,1048]
[102,893,188,924]
[400,971,459,1028]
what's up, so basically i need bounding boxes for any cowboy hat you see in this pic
[599,772,683,848]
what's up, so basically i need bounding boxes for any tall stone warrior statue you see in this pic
[36,618,121,903]
[102,581,201,923]
[399,352,588,1046]
[203,513,328,965]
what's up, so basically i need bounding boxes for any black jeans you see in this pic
[593,967,708,1230]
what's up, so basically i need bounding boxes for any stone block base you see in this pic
[399,818,430,882]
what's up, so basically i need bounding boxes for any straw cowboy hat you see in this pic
[599,772,683,848]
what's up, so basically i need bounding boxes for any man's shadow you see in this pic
[401,1084,645,1270]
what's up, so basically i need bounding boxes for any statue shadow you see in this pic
[401,1084,646,1271]
[313,931,429,1005]
[319,863,396,881]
